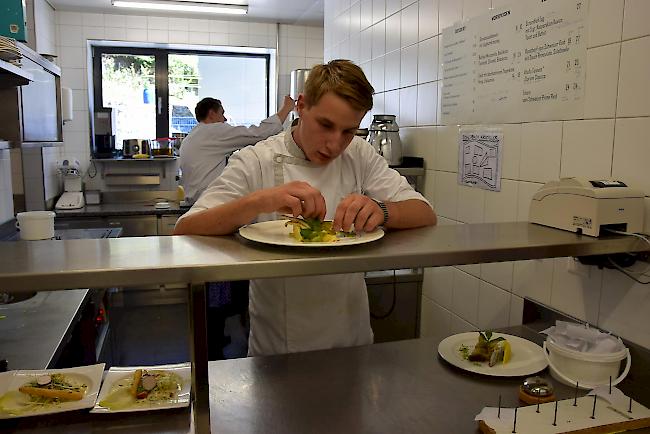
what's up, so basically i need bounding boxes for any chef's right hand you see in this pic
[257,181,326,220]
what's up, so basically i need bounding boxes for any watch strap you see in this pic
[373,199,389,226]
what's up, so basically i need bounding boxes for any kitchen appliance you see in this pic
[151,137,176,157]
[55,159,85,210]
[289,68,310,124]
[0,42,62,146]
[529,178,645,237]
[123,139,151,158]
[93,108,116,158]
[368,114,403,166]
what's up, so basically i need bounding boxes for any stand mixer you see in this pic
[55,159,85,210]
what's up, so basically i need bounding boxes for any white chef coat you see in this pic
[179,129,432,356]
[179,114,283,204]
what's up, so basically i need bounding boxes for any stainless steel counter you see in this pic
[0,290,88,370]
[2,327,648,434]
[0,223,646,293]
[1,222,648,434]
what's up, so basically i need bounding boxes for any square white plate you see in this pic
[91,362,191,413]
[0,363,105,419]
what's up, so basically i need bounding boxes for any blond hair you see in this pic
[303,59,374,112]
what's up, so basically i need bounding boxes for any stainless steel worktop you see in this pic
[2,327,648,434]
[0,222,646,293]
[0,290,88,370]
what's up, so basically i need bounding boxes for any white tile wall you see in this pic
[519,122,562,184]
[55,11,323,174]
[616,36,650,117]
[560,119,614,180]
[622,0,650,41]
[325,0,650,349]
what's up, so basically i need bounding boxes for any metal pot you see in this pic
[367,114,402,166]
[290,69,310,99]
[123,139,151,157]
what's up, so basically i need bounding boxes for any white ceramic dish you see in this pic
[0,363,105,419]
[91,362,191,413]
[437,332,548,377]
[239,219,385,247]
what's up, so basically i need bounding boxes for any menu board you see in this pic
[440,0,587,124]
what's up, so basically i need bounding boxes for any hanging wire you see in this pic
[602,228,650,284]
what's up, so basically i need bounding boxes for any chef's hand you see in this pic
[333,194,384,233]
[277,95,295,123]
[257,181,326,220]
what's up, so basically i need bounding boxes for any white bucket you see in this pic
[543,338,630,390]
[15,211,56,240]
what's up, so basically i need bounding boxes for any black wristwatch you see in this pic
[373,199,389,226]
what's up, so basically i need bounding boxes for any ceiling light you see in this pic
[112,0,248,15]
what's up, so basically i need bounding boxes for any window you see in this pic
[92,45,271,151]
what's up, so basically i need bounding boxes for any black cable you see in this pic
[603,228,650,284]
[370,269,398,319]
[87,159,98,179]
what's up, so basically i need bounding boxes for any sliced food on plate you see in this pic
[93,363,190,413]
[459,331,512,367]
[0,364,104,418]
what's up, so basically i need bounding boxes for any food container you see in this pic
[543,338,630,389]
[85,190,101,205]
[151,138,176,157]
[15,211,55,240]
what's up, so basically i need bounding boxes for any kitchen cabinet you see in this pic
[57,214,180,236]
[158,214,180,235]
[104,215,157,237]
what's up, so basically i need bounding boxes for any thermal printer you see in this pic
[529,178,645,237]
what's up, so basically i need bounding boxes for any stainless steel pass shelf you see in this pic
[0,58,33,88]
[0,222,646,293]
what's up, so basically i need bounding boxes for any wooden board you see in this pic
[477,395,650,434]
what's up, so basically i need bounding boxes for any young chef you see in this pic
[175,60,437,356]
[179,95,295,204]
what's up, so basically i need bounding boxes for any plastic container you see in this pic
[15,211,55,240]
[543,338,630,390]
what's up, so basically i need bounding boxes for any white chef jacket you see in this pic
[179,129,432,356]
[179,114,283,204]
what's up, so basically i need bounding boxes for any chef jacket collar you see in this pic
[285,126,308,160]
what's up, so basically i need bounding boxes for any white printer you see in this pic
[529,178,645,237]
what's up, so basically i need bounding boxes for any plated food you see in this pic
[459,331,512,367]
[92,363,190,413]
[284,217,356,243]
[0,364,104,419]
[438,332,547,377]
[238,219,384,247]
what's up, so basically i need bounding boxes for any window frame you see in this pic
[91,45,272,144]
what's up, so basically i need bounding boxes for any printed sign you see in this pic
[458,128,503,191]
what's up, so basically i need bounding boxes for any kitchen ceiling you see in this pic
[48,0,324,26]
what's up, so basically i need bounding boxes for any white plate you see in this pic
[0,363,105,419]
[91,362,191,413]
[437,332,548,377]
[239,219,385,247]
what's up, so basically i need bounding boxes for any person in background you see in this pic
[179,95,295,204]
[175,60,437,357]
[179,95,293,359]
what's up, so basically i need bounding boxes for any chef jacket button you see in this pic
[275,156,282,163]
